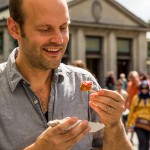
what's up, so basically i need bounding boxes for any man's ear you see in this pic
[7,17,21,40]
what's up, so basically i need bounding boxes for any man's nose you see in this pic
[50,30,63,45]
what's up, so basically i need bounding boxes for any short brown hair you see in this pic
[70,60,87,70]
[9,0,25,35]
[116,79,123,86]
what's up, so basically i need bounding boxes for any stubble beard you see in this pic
[20,30,67,71]
[25,49,63,71]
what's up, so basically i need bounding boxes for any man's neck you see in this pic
[15,54,53,87]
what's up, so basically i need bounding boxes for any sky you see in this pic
[116,0,150,22]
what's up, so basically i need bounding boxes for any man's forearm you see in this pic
[102,120,133,150]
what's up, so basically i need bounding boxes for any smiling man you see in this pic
[0,0,133,150]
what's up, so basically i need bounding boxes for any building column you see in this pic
[70,32,76,62]
[103,34,108,85]
[136,32,147,72]
[75,28,86,62]
[106,31,117,77]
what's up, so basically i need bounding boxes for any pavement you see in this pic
[127,131,138,150]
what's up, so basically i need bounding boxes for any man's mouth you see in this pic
[43,48,60,52]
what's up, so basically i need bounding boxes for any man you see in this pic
[115,79,128,132]
[126,71,141,109]
[0,0,133,149]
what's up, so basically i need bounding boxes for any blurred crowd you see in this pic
[105,70,150,150]
[71,60,150,150]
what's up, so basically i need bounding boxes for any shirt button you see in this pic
[23,81,26,84]
[34,100,38,104]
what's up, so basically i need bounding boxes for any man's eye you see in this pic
[60,27,68,31]
[38,28,51,32]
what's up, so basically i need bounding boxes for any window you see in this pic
[0,32,3,54]
[117,38,131,55]
[86,36,102,83]
[86,36,102,54]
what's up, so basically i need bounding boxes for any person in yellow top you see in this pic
[127,80,150,150]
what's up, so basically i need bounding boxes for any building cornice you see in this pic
[0,5,8,12]
[70,20,149,32]
[68,0,89,7]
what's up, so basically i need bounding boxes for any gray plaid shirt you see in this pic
[0,49,102,150]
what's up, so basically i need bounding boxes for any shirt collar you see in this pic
[6,48,65,92]
[53,65,64,83]
[6,48,24,92]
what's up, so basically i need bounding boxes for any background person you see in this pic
[0,0,133,150]
[115,79,128,131]
[115,79,128,100]
[70,59,96,78]
[127,80,150,150]
[126,71,141,109]
[105,71,115,90]
[70,59,87,70]
[119,73,127,90]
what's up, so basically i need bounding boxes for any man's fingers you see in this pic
[48,117,79,134]
[35,117,89,150]
[67,126,90,145]
[90,89,125,111]
[89,101,118,126]
[90,97,124,112]
[47,119,90,148]
[91,102,115,114]
[63,120,90,142]
[97,89,125,102]
[63,121,91,146]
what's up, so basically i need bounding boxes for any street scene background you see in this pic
[0,0,150,149]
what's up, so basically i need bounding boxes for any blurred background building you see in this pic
[0,0,150,87]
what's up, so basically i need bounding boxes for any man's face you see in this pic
[141,85,149,94]
[17,0,70,70]
[116,83,122,91]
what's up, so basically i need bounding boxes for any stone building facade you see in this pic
[0,0,149,87]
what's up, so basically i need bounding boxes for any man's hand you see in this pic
[89,89,125,127]
[89,89,133,150]
[24,117,91,150]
